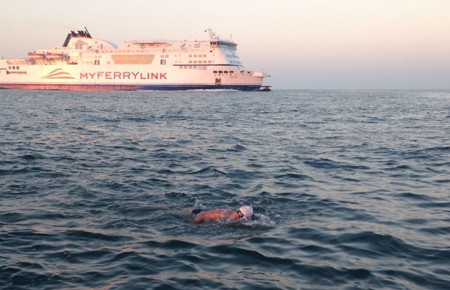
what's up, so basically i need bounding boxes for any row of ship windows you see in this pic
[82,55,214,60]
[213,70,252,75]
[179,66,207,70]
[36,59,237,66]
[80,53,231,60]
[189,60,213,64]
[163,54,216,58]
[79,48,217,54]
[6,62,241,69]
[213,71,236,74]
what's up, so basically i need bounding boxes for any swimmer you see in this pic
[191,206,253,223]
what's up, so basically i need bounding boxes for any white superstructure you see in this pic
[0,28,269,91]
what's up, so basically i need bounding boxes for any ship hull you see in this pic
[0,63,264,91]
[0,83,261,91]
[0,64,264,91]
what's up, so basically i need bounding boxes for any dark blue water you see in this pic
[1,90,449,289]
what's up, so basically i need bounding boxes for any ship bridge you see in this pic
[205,28,237,48]
[209,40,237,49]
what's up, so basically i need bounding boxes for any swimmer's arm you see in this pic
[192,210,230,223]
[193,213,206,223]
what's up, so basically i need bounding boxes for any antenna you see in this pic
[205,28,217,39]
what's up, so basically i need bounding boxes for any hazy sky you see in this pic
[1,0,449,89]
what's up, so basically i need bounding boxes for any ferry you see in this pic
[0,28,269,91]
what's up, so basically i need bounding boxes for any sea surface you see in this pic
[1,89,449,289]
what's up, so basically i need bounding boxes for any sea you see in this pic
[0,89,449,290]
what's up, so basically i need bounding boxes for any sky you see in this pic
[1,0,449,89]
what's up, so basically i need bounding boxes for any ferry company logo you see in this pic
[42,68,76,79]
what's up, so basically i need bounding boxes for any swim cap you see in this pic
[239,206,253,220]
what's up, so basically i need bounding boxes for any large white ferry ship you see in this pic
[0,28,269,91]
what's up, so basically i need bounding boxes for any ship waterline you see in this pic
[0,28,269,91]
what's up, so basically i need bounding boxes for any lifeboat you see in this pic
[27,52,44,59]
[44,52,66,59]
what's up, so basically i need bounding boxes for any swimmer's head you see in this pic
[238,206,253,220]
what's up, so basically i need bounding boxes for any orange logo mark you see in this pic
[42,68,75,79]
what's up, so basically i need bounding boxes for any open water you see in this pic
[1,89,449,289]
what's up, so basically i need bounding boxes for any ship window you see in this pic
[219,71,223,74]
[94,60,100,65]
[17,66,20,70]
[161,59,166,65]
[213,71,217,73]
